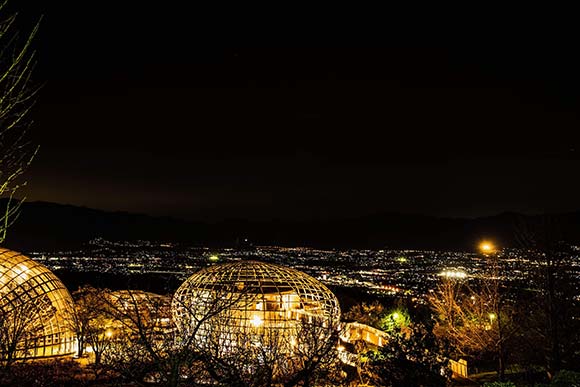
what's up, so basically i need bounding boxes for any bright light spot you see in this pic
[439,270,467,279]
[397,256,408,263]
[209,255,219,262]
[337,345,345,352]
[489,313,496,321]
[105,329,113,338]
[392,312,400,320]
[479,241,495,253]
[250,315,263,327]
[14,264,29,282]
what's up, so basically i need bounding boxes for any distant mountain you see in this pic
[1,200,580,251]
[0,201,209,251]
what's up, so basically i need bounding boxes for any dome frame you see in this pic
[0,249,76,360]
[172,261,341,364]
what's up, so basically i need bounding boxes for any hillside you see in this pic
[2,200,579,251]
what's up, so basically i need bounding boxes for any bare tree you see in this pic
[0,293,54,369]
[430,259,518,380]
[0,0,40,243]
[343,301,385,329]
[93,285,343,387]
[68,286,115,364]
[96,288,233,386]
[194,290,342,387]
[281,318,342,387]
[360,321,449,387]
[513,214,579,378]
[100,290,177,385]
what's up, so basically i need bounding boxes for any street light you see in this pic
[479,241,495,254]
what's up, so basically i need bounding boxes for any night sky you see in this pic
[17,2,580,221]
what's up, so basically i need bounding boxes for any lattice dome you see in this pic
[172,261,340,363]
[107,290,172,329]
[109,290,171,315]
[0,248,76,358]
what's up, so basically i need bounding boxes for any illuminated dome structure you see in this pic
[109,290,171,316]
[172,261,340,373]
[0,249,76,359]
[107,290,172,330]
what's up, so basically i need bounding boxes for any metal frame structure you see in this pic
[0,248,76,358]
[172,261,340,358]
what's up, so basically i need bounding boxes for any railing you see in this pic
[449,358,468,378]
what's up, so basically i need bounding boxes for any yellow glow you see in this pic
[337,345,345,352]
[489,313,496,321]
[479,241,495,253]
[105,329,113,338]
[392,312,400,320]
[209,255,219,261]
[250,315,263,327]
[439,270,467,279]
[0,249,77,359]
[397,256,408,263]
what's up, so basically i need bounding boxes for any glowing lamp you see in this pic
[250,315,263,327]
[479,241,495,253]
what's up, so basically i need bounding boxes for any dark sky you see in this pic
[15,2,580,221]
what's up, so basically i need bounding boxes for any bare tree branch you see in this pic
[0,1,40,244]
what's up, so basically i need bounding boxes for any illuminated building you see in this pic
[0,249,76,358]
[107,290,172,330]
[172,261,340,370]
[109,290,171,316]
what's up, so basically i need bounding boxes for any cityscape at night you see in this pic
[2,1,580,386]
[27,239,580,307]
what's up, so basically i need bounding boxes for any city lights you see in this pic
[439,269,468,279]
[0,3,576,384]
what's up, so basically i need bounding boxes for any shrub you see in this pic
[551,370,580,387]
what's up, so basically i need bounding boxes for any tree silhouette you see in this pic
[0,0,40,244]
[430,258,519,380]
[513,214,580,378]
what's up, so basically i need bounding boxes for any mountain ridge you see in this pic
[2,200,579,251]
